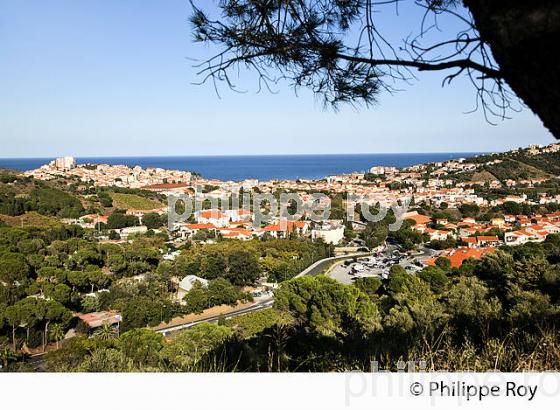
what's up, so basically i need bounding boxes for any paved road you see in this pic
[327,244,435,285]
[155,298,274,336]
[24,298,276,367]
[295,251,374,278]
[329,263,358,285]
[155,252,375,335]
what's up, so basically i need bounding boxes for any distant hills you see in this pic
[450,145,560,183]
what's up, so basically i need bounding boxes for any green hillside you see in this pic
[111,193,164,210]
[0,172,84,219]
[479,159,551,181]
[453,149,558,182]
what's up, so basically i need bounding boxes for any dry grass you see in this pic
[470,170,498,182]
[0,211,61,228]
[377,327,560,372]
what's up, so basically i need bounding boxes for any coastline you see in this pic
[0,152,482,181]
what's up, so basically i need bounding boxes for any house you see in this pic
[177,275,209,301]
[461,237,477,248]
[491,194,528,206]
[526,225,552,238]
[311,222,345,245]
[504,227,547,246]
[403,211,432,225]
[351,221,368,231]
[532,222,560,235]
[503,214,517,223]
[476,235,500,247]
[411,223,428,234]
[77,311,121,336]
[287,220,310,235]
[504,230,531,246]
[78,214,108,228]
[490,217,506,228]
[125,207,166,221]
[505,194,528,203]
[459,226,482,237]
[219,227,253,240]
[425,247,496,268]
[517,216,532,226]
[263,223,286,238]
[119,226,148,239]
[263,220,310,239]
[141,183,190,195]
[163,250,181,261]
[196,209,230,227]
[443,222,458,231]
[425,228,451,241]
[176,223,217,239]
[226,208,254,222]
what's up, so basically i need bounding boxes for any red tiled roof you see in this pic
[199,210,226,219]
[264,220,308,233]
[425,247,496,268]
[405,214,432,225]
[185,223,216,230]
[142,183,189,190]
[477,235,499,242]
[77,311,121,328]
[264,224,282,232]
[221,229,252,238]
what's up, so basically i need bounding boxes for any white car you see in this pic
[352,263,365,273]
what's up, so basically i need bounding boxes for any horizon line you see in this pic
[0,150,489,160]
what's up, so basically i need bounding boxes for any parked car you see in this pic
[352,263,365,273]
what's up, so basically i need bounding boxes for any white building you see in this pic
[369,166,386,175]
[53,156,76,170]
[196,209,230,227]
[177,275,209,301]
[504,229,545,246]
[119,226,148,239]
[311,221,345,245]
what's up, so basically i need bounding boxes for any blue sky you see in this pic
[0,0,554,158]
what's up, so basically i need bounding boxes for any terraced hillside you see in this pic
[110,193,164,210]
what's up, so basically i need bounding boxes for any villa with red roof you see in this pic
[425,247,496,268]
[403,211,432,225]
[196,209,230,227]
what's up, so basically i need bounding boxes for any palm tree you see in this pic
[49,323,65,350]
[93,321,117,341]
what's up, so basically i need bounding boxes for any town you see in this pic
[2,142,560,372]
[24,143,560,258]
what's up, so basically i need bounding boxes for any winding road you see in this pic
[154,251,374,336]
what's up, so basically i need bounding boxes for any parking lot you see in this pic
[327,245,432,285]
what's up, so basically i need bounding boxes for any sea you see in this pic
[0,153,481,181]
